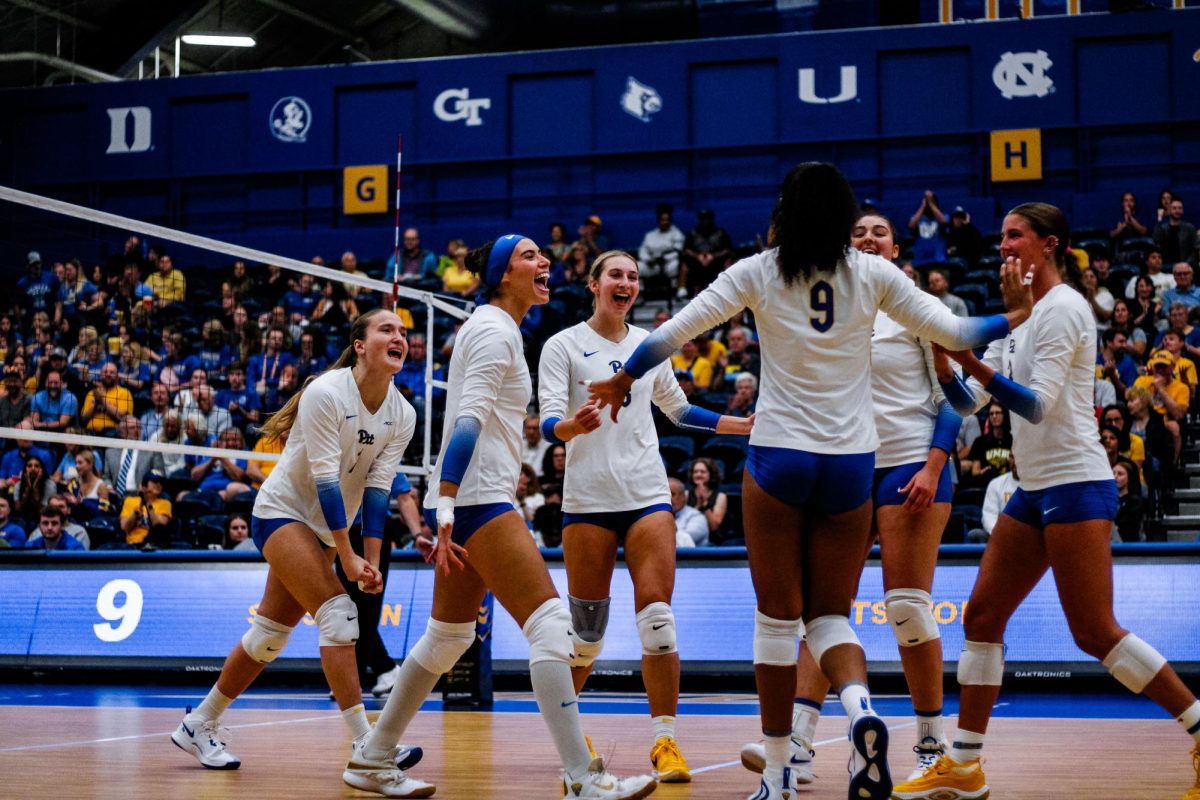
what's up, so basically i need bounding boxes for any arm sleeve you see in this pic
[440,417,482,487]
[983,302,1084,424]
[360,487,390,541]
[874,260,1009,350]
[625,258,757,378]
[537,336,572,444]
[949,338,1007,415]
[300,381,349,530]
[649,362,722,432]
[930,400,963,455]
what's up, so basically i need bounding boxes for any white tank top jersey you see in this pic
[653,247,992,455]
[539,322,692,513]
[966,283,1113,491]
[254,367,417,546]
[871,310,948,469]
[424,303,530,509]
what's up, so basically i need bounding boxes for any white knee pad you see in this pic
[885,588,940,648]
[957,640,1005,686]
[636,602,677,656]
[1102,633,1167,694]
[315,594,359,647]
[569,595,609,668]
[523,598,575,666]
[408,617,476,675]
[753,610,802,666]
[240,614,294,663]
[805,615,861,665]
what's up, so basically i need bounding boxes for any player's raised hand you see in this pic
[584,371,634,422]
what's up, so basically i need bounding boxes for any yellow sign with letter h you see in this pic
[343,165,389,214]
[990,129,1042,182]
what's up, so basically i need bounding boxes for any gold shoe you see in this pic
[650,736,692,783]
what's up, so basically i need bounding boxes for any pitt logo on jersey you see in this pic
[357,430,375,445]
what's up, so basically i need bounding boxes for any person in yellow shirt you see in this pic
[441,244,479,297]
[81,362,134,436]
[1152,330,1198,397]
[669,338,715,389]
[118,471,172,546]
[146,253,187,307]
[1133,354,1188,462]
[245,429,288,490]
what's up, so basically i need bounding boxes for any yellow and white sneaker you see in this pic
[650,736,691,783]
[890,753,989,800]
[562,757,657,800]
[1182,745,1200,800]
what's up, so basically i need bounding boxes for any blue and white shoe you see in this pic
[171,706,241,769]
[747,767,796,800]
[344,737,435,798]
[907,735,949,782]
[847,713,891,800]
[739,739,814,785]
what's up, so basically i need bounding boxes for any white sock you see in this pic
[838,682,873,723]
[1177,700,1200,745]
[763,733,789,778]
[530,660,593,779]
[342,703,371,741]
[950,728,985,763]
[193,686,234,722]
[915,708,945,745]
[792,698,821,747]
[652,715,675,742]
[364,658,442,762]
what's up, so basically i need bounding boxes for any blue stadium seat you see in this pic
[658,435,694,477]
[964,269,1000,298]
[954,283,988,315]
[700,435,749,481]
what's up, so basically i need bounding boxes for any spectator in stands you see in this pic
[294,331,328,383]
[248,327,293,397]
[226,305,260,364]
[1127,247,1173,305]
[104,235,141,288]
[312,280,359,331]
[157,333,200,391]
[154,412,187,479]
[258,263,289,309]
[1112,460,1144,543]
[261,363,300,416]
[908,191,948,266]
[339,250,370,299]
[669,477,708,547]
[282,272,321,323]
[1082,268,1114,331]
[0,367,30,428]
[190,426,251,501]
[724,372,758,418]
[975,453,1019,544]
[1156,302,1200,351]
[228,260,255,299]
[116,342,151,398]
[546,222,570,263]
[47,494,89,546]
[522,414,550,474]
[29,369,77,434]
[1162,262,1200,312]
[25,503,83,551]
[711,325,760,392]
[516,463,545,544]
[672,369,699,407]
[440,242,479,297]
[1,420,52,484]
[1134,353,1187,463]
[245,429,286,490]
[686,457,727,539]
[1153,197,1197,267]
[63,448,110,518]
[391,333,442,421]
[190,384,233,437]
[1110,191,1149,249]
[653,309,671,329]
[1090,251,1123,300]
[12,453,56,524]
[1156,189,1174,224]
[1128,276,1163,344]
[0,315,22,361]
[139,382,171,441]
[1109,299,1148,360]
[1100,425,1128,468]
[961,402,1012,489]
[0,495,26,548]
[57,258,100,329]
[173,368,207,416]
[1101,404,1146,475]
[670,338,715,390]
[575,214,610,264]
[197,320,235,374]
[224,512,255,551]
[1125,385,1171,489]
[119,470,171,547]
[436,238,465,277]
[396,227,438,285]
[926,268,969,317]
[214,363,258,432]
[681,209,733,298]
[17,251,60,324]
[1155,331,1198,396]
[945,206,983,266]
[540,442,566,484]
[81,362,134,437]
[102,415,166,503]
[1097,328,1138,398]
[638,203,686,296]
[76,339,110,386]
[146,253,186,309]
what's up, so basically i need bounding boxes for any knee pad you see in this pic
[885,588,940,648]
[409,617,476,675]
[805,615,861,666]
[957,640,1005,686]
[636,602,677,656]
[315,594,359,647]
[523,598,575,666]
[1102,633,1166,694]
[240,614,294,663]
[753,610,802,666]
[568,595,610,668]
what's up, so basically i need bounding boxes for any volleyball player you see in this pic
[588,162,1031,800]
[739,211,961,786]
[538,250,754,783]
[171,309,434,797]
[351,236,656,800]
[892,202,1200,800]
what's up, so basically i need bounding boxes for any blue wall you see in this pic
[1,10,1198,269]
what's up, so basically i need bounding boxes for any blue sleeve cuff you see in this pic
[961,314,1011,348]
[676,405,722,432]
[315,477,347,531]
[440,416,482,486]
[361,486,389,540]
[930,400,963,455]
[985,372,1044,423]
[939,373,977,414]
[541,416,564,444]
[624,329,678,379]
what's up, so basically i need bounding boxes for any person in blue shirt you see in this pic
[391,333,444,422]
[197,319,236,373]
[282,273,321,323]
[30,368,79,433]
[58,259,99,325]
[215,363,261,431]
[0,421,54,483]
[1161,262,1200,312]
[17,252,61,321]
[248,327,294,396]
[0,495,27,548]
[157,334,202,391]
[908,191,948,267]
[295,330,329,382]
[25,504,85,550]
[1096,328,1139,395]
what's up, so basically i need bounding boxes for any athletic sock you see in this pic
[763,733,789,777]
[652,715,676,742]
[915,707,945,745]
[1177,700,1200,745]
[363,658,442,762]
[792,697,821,747]
[950,728,986,763]
[838,682,873,723]
[342,703,371,740]
[193,686,234,722]
[530,660,593,779]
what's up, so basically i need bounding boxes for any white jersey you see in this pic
[965,283,1112,491]
[651,248,994,454]
[539,322,691,513]
[871,311,947,468]
[254,368,416,547]
[424,303,529,509]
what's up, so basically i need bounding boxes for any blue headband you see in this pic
[485,233,527,291]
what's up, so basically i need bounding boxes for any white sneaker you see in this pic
[846,713,891,800]
[907,736,948,782]
[372,665,402,697]
[562,757,657,800]
[171,708,240,769]
[344,738,435,798]
[746,767,799,800]
[738,738,814,785]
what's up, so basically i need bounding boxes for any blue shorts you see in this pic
[422,502,515,547]
[746,445,874,515]
[251,515,304,551]
[562,503,673,540]
[873,461,954,507]
[1002,479,1119,529]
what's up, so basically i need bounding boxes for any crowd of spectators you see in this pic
[2,188,1196,551]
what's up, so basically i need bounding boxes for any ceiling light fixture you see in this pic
[181,34,256,47]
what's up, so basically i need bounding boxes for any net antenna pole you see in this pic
[391,134,403,312]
